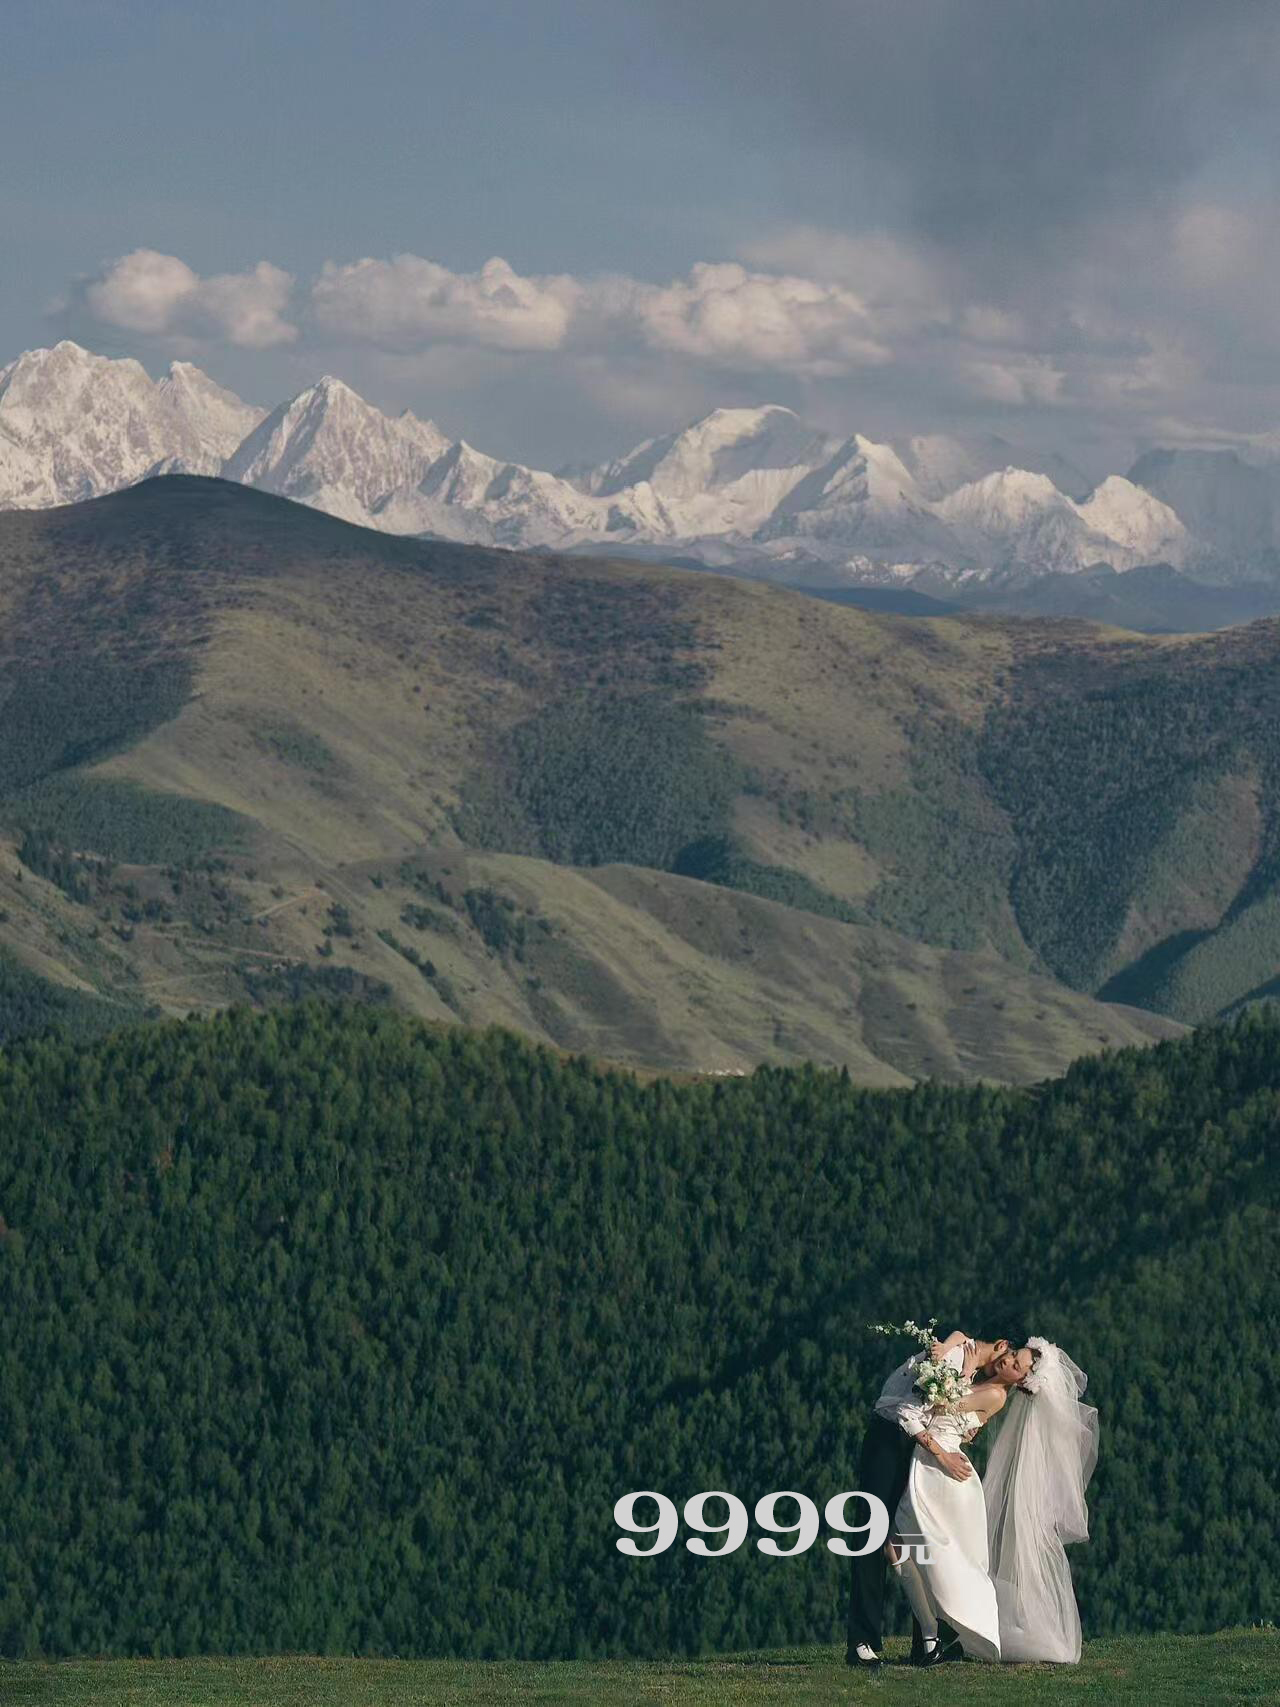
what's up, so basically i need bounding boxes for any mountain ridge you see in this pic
[9,475,1280,1074]
[0,473,1206,1082]
[7,340,1280,601]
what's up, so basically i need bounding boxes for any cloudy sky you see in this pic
[5,0,1280,472]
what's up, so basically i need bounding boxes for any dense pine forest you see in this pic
[0,1001,1274,1659]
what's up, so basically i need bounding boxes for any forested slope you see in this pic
[0,1002,1273,1657]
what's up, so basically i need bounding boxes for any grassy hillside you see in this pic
[3,475,1278,1074]
[9,1632,1278,1705]
[0,1003,1274,1658]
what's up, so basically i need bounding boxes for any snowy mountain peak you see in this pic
[579,404,839,538]
[1075,475,1188,563]
[939,467,1070,530]
[222,376,451,521]
[760,432,960,561]
[3,339,121,378]
[848,434,930,499]
[0,340,146,410]
[683,403,803,441]
[374,433,630,548]
[589,405,831,494]
[936,466,1191,573]
[417,438,499,499]
[311,374,360,399]
[0,338,1265,587]
[153,361,264,466]
[0,339,261,505]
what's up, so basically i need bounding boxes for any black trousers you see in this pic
[846,1415,930,1660]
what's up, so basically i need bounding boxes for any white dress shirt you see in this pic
[872,1343,968,1438]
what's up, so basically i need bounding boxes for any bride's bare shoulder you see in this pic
[969,1381,1009,1416]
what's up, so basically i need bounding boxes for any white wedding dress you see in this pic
[893,1338,1099,1666]
[892,1399,1002,1661]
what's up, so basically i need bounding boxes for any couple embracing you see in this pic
[848,1327,1098,1674]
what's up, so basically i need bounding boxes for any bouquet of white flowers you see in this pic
[911,1354,972,1413]
[867,1317,974,1415]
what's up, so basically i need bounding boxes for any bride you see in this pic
[891,1336,1099,1664]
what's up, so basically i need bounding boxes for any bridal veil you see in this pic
[983,1337,1100,1663]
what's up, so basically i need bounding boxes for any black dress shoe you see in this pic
[912,1641,944,1668]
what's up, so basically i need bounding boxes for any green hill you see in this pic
[6,474,1280,1076]
[0,1001,1274,1658]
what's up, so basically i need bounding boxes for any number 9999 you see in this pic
[612,1491,889,1557]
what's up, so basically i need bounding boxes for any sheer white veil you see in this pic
[983,1337,1099,1663]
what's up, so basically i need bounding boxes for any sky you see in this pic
[5,0,1280,473]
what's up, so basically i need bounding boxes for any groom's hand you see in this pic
[937,1450,973,1482]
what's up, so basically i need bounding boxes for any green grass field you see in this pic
[6,1632,1275,1707]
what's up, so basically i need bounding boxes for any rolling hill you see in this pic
[5,474,1280,1077]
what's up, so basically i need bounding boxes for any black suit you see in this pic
[846,1413,925,1659]
[845,1379,971,1661]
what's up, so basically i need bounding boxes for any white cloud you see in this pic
[82,250,198,335]
[623,260,890,374]
[80,249,296,348]
[740,227,950,335]
[309,253,891,376]
[195,264,297,350]
[311,254,580,352]
[58,199,1280,468]
[963,356,1065,407]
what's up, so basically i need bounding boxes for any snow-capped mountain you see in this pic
[373,439,640,546]
[578,405,839,539]
[153,361,266,471]
[936,468,1189,575]
[738,439,1187,581]
[222,375,451,528]
[0,340,262,508]
[758,433,963,565]
[4,339,1279,589]
[1075,475,1190,565]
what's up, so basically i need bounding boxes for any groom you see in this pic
[846,1329,1022,1675]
